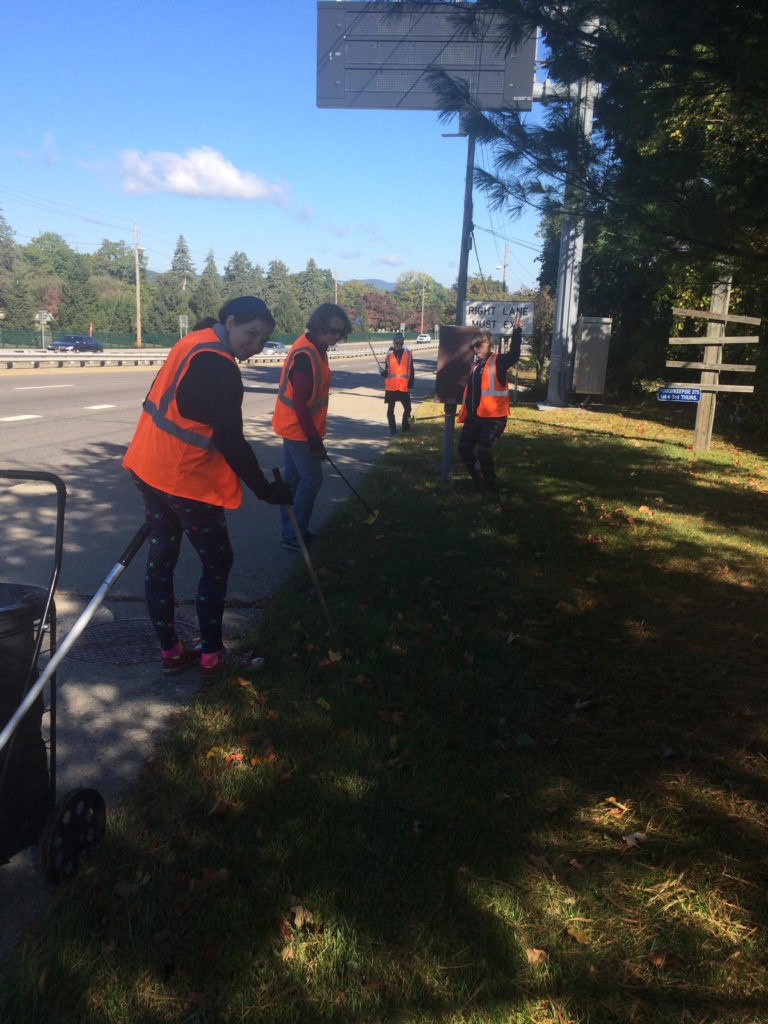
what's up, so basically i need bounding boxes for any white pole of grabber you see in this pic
[0,524,150,755]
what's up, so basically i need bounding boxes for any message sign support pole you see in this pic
[442,131,476,480]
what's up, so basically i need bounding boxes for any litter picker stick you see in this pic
[0,522,152,757]
[367,339,384,372]
[324,454,379,524]
[273,470,341,650]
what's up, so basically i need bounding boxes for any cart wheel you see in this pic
[40,787,106,885]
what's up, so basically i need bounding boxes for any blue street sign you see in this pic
[658,387,701,403]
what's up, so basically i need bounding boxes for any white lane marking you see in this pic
[84,405,116,410]
[0,415,42,422]
[14,385,74,390]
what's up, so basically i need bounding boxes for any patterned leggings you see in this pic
[457,416,506,483]
[136,480,233,654]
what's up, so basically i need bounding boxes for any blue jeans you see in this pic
[279,438,324,541]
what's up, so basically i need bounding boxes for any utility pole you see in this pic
[496,244,508,293]
[454,131,475,325]
[420,280,426,332]
[133,224,142,349]
[543,74,597,407]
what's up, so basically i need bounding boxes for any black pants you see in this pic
[135,479,233,653]
[385,391,412,434]
[457,416,506,483]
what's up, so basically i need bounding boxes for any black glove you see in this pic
[308,437,327,460]
[379,369,386,377]
[262,480,293,505]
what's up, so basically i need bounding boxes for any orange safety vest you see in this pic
[123,328,243,509]
[271,334,331,440]
[384,348,411,392]
[457,354,509,422]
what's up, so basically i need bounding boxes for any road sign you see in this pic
[463,300,534,335]
[658,386,701,403]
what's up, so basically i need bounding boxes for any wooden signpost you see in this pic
[664,278,761,451]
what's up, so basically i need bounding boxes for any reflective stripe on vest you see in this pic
[141,337,232,450]
[385,349,411,392]
[122,329,242,508]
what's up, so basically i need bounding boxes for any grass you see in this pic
[3,397,768,1023]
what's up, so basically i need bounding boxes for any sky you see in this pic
[0,0,545,293]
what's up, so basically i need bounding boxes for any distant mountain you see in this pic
[346,278,396,292]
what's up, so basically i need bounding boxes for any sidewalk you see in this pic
[0,373,434,974]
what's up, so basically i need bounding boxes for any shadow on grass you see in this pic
[3,407,768,1023]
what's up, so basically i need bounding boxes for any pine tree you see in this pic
[169,235,196,289]
[191,250,223,321]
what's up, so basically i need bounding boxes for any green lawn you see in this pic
[3,398,768,1024]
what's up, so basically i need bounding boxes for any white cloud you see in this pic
[378,253,402,266]
[120,146,288,204]
[325,223,350,238]
[359,223,383,241]
[42,132,59,165]
[295,204,314,222]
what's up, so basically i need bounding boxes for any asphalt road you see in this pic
[0,348,438,973]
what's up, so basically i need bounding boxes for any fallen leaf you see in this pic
[526,948,548,965]
[189,867,229,896]
[328,650,343,662]
[606,796,630,812]
[290,904,314,928]
[250,741,276,765]
[566,924,590,945]
[317,697,331,710]
[649,949,683,970]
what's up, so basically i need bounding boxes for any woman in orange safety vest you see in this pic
[457,328,520,489]
[380,332,414,435]
[272,303,351,551]
[124,296,292,678]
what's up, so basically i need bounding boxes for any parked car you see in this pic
[48,335,104,353]
[262,340,288,354]
[416,333,431,344]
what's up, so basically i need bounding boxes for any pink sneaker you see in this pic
[161,643,200,676]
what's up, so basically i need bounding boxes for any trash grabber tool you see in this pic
[0,521,152,758]
[324,454,379,524]
[273,469,341,651]
[366,339,384,372]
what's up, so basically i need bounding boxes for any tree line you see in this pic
[0,212,549,343]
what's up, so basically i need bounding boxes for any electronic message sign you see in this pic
[318,1,536,111]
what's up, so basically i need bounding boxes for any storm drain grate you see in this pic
[66,618,199,666]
